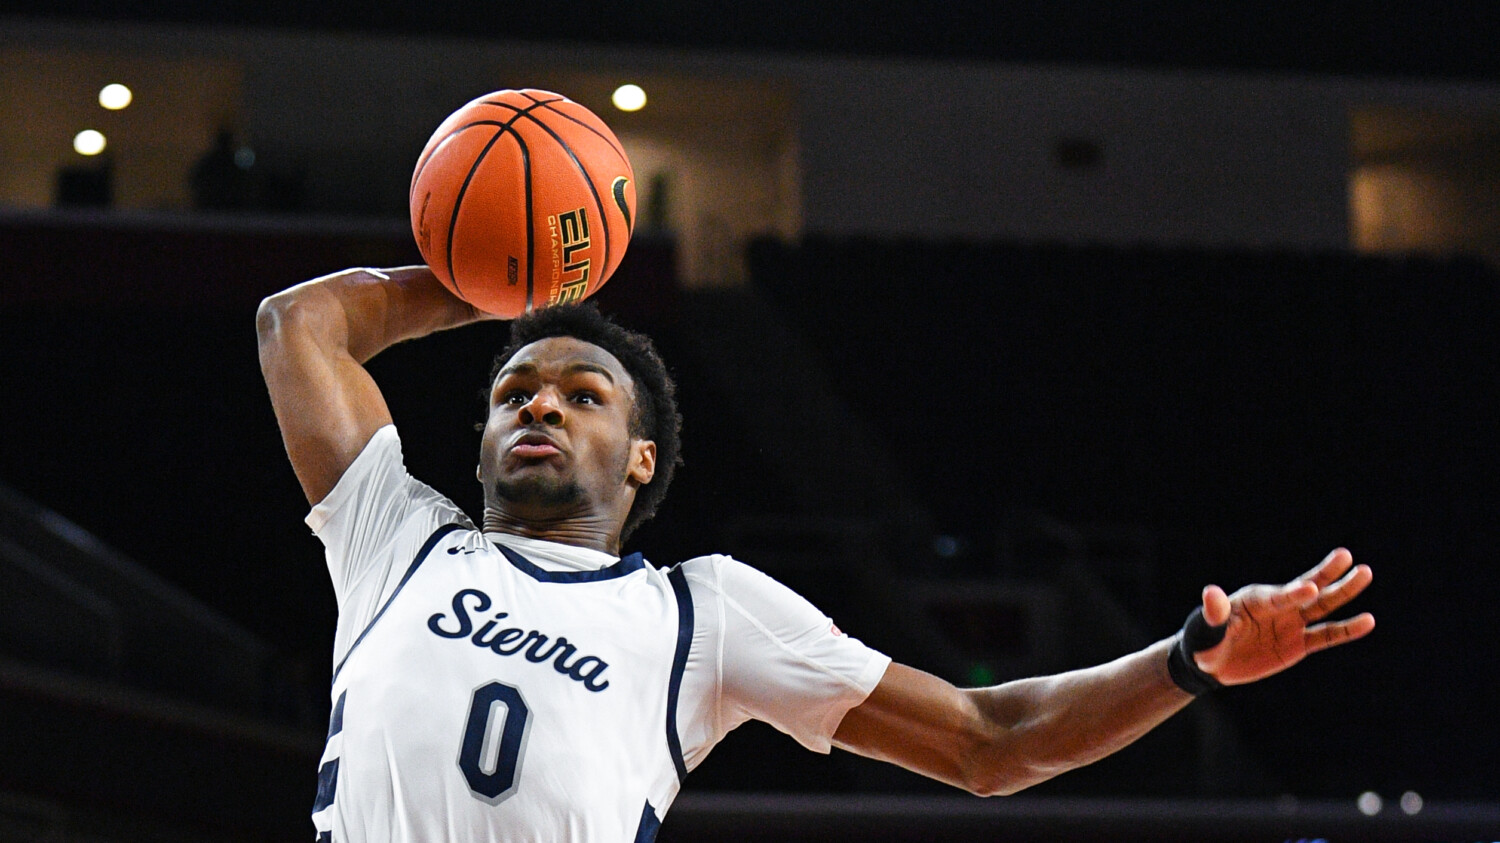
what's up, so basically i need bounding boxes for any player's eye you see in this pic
[571,391,600,405]
[500,389,530,406]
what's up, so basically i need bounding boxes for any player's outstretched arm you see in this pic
[256,266,491,505]
[832,548,1374,796]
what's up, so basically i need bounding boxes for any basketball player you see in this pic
[257,266,1375,842]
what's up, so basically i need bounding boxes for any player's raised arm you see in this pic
[256,266,490,505]
[832,548,1374,796]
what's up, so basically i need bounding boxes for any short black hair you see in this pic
[490,303,682,544]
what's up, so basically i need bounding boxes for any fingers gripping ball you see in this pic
[410,89,637,317]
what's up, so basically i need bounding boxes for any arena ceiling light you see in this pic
[611,84,646,112]
[73,129,106,155]
[99,83,133,110]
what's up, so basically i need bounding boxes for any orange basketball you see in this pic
[409,89,637,317]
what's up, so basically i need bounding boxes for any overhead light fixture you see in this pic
[611,84,646,113]
[74,129,107,156]
[99,83,133,110]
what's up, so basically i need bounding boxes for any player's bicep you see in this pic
[257,289,393,505]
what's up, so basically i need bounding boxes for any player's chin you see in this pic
[492,474,584,507]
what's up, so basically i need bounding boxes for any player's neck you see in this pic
[481,507,623,556]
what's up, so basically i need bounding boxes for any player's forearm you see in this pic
[965,638,1190,795]
[257,266,484,364]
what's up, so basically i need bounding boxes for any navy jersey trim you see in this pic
[633,800,662,843]
[332,522,465,681]
[327,690,346,739]
[666,565,694,783]
[312,758,340,813]
[492,541,647,582]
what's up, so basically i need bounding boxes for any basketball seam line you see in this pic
[443,98,551,310]
[508,110,612,297]
[488,97,631,169]
[476,99,629,297]
[445,126,515,305]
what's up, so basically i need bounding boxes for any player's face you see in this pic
[479,337,655,526]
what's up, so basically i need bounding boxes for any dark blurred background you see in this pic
[1,2,1498,841]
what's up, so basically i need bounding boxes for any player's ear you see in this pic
[628,439,656,486]
[476,464,483,484]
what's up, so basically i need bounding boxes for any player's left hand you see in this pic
[1191,548,1375,686]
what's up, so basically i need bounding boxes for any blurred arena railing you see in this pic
[0,483,321,839]
[663,792,1500,842]
[0,482,273,707]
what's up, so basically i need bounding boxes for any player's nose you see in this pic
[518,387,565,427]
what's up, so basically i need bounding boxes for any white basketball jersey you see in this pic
[312,523,692,843]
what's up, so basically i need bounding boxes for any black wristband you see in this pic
[1166,606,1227,696]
